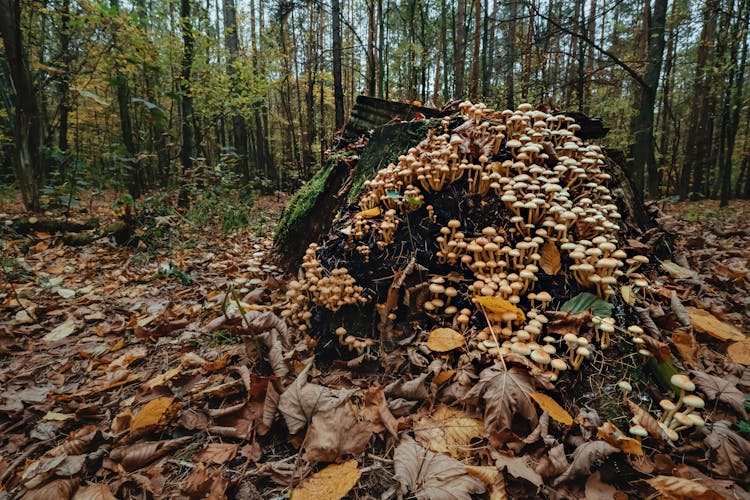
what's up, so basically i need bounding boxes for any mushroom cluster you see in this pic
[282,244,368,331]
[658,374,705,441]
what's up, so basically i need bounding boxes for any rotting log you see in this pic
[273,96,652,272]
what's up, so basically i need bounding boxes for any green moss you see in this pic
[275,162,334,243]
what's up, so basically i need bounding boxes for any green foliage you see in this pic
[155,262,194,285]
[561,292,614,317]
[185,170,256,233]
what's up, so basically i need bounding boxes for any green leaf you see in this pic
[561,292,613,318]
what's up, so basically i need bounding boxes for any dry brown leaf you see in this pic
[109,436,192,471]
[464,364,541,433]
[628,401,669,441]
[672,331,698,367]
[414,406,483,459]
[646,475,724,500]
[73,484,117,500]
[290,459,360,500]
[493,451,543,487]
[278,363,354,434]
[143,365,182,390]
[536,443,569,479]
[597,422,643,456]
[465,465,507,500]
[434,370,455,386]
[687,307,745,341]
[545,310,591,336]
[621,285,635,306]
[661,260,696,279]
[303,403,373,463]
[701,421,750,480]
[553,441,621,486]
[585,471,619,500]
[385,372,429,400]
[394,437,485,500]
[727,338,750,365]
[21,478,80,500]
[180,463,213,499]
[48,425,99,457]
[130,397,176,437]
[671,291,692,327]
[426,328,466,352]
[193,443,238,464]
[362,387,400,437]
[540,241,561,275]
[529,393,573,426]
[691,371,748,418]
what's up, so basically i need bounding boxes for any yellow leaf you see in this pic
[414,406,484,459]
[727,338,750,365]
[433,370,455,386]
[130,397,175,436]
[355,207,381,219]
[646,475,724,500]
[143,365,182,390]
[621,285,635,305]
[43,317,77,342]
[686,307,745,341]
[529,393,573,426]
[539,241,561,275]
[426,328,465,352]
[597,422,644,456]
[473,296,525,323]
[661,260,696,279]
[290,460,360,500]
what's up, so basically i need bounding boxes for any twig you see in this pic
[0,250,37,323]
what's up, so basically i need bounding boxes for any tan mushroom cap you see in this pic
[671,374,695,392]
[683,394,705,409]
[629,425,648,437]
[618,381,632,392]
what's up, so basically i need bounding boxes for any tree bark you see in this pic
[454,0,466,97]
[504,0,517,109]
[223,0,249,182]
[0,0,45,211]
[332,0,345,129]
[178,0,195,207]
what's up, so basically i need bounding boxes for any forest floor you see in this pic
[0,192,749,499]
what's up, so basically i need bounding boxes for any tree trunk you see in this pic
[0,0,45,211]
[332,0,345,129]
[223,0,249,182]
[470,0,481,100]
[179,0,195,207]
[504,0,517,109]
[454,0,466,97]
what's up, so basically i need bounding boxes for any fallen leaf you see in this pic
[21,478,80,500]
[545,310,592,336]
[385,372,429,400]
[701,421,750,479]
[465,364,543,434]
[661,260,696,279]
[686,307,745,341]
[465,465,507,500]
[72,483,117,500]
[110,436,192,471]
[691,371,748,419]
[585,471,620,500]
[628,401,669,441]
[193,443,238,464]
[473,295,525,322]
[646,475,724,500]
[362,387,399,437]
[727,338,750,365]
[553,441,621,486]
[671,291,691,327]
[278,363,353,434]
[561,292,613,317]
[671,332,698,367]
[426,328,465,352]
[414,406,484,459]
[596,422,644,456]
[394,437,485,500]
[130,397,176,437]
[304,403,373,462]
[355,206,381,219]
[290,459,360,500]
[143,365,182,390]
[493,451,543,487]
[621,285,635,306]
[540,241,561,275]
[42,412,75,422]
[43,317,77,342]
[433,370,455,386]
[529,393,573,426]
[55,288,76,299]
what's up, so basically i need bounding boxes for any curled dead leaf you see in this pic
[691,371,748,419]
[304,403,373,463]
[529,393,573,426]
[130,397,179,437]
[414,406,483,459]
[646,475,724,500]
[686,307,745,341]
[597,421,644,456]
[21,478,80,500]
[72,483,117,500]
[110,436,191,471]
[540,241,562,275]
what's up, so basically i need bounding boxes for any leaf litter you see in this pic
[1,127,750,499]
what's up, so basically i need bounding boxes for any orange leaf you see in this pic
[426,328,465,352]
[672,331,698,367]
[290,460,360,500]
[687,307,745,341]
[433,370,455,386]
[727,338,750,365]
[130,397,176,437]
[355,207,381,219]
[597,421,644,456]
[529,392,573,426]
[143,365,182,390]
[473,296,525,323]
[193,443,238,464]
[539,241,561,275]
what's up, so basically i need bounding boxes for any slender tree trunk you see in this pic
[57,0,71,159]
[470,0,481,100]
[365,0,377,96]
[332,0,344,129]
[223,0,249,182]
[454,0,466,97]
[505,0,517,109]
[0,0,44,211]
[179,0,195,207]
[631,0,668,198]
[432,0,446,104]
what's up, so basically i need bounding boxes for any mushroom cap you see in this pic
[618,381,632,392]
[687,414,705,427]
[673,412,693,427]
[576,347,590,357]
[627,325,644,335]
[563,333,578,343]
[551,358,568,371]
[663,427,679,441]
[682,394,705,409]
[629,425,648,437]
[671,374,695,392]
[531,350,551,365]
[335,327,347,336]
[659,399,676,412]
